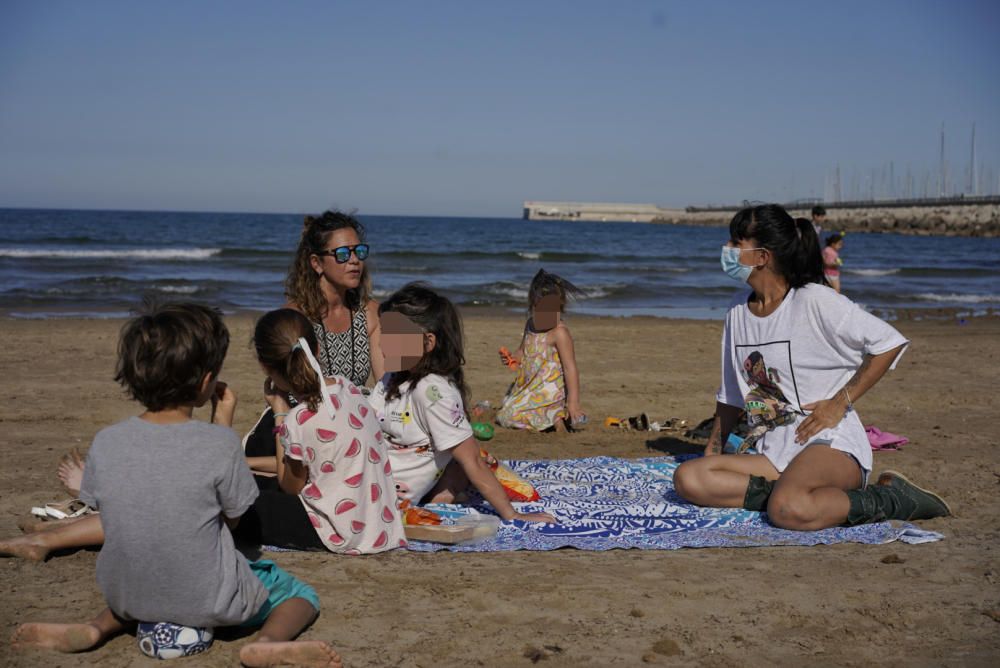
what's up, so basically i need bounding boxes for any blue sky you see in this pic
[1,1,997,216]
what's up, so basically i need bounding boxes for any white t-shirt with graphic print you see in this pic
[717,283,909,474]
[368,373,474,502]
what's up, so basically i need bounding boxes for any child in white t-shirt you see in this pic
[368,283,555,524]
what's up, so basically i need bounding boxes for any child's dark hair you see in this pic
[528,269,583,313]
[115,302,229,412]
[728,204,827,288]
[378,282,469,410]
[825,233,843,247]
[812,205,827,218]
[253,309,323,411]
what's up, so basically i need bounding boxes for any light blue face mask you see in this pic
[720,245,755,283]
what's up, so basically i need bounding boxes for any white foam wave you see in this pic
[155,285,200,294]
[517,252,541,260]
[0,248,222,260]
[487,285,529,299]
[847,268,900,277]
[915,293,1000,304]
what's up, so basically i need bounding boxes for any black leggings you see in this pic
[244,407,278,458]
[238,407,324,550]
[232,473,325,551]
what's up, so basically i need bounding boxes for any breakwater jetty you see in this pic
[661,197,1000,237]
[523,198,1000,236]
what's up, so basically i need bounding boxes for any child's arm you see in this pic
[449,438,555,524]
[273,414,309,495]
[551,326,584,423]
[263,380,308,494]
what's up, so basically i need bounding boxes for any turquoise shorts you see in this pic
[241,559,320,628]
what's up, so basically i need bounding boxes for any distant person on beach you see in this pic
[4,303,339,668]
[811,205,826,235]
[243,211,384,464]
[369,283,556,523]
[496,269,586,432]
[823,234,845,293]
[673,204,950,531]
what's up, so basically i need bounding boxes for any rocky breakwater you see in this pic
[653,204,1000,237]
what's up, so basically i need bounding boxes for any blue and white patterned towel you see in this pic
[406,456,944,552]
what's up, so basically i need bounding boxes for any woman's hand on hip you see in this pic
[796,396,848,444]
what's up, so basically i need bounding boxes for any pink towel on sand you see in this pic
[866,426,908,451]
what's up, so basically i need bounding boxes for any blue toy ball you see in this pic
[136,622,213,660]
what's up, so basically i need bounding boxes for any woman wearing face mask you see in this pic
[673,204,950,531]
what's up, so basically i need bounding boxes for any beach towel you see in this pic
[866,426,909,451]
[405,456,943,552]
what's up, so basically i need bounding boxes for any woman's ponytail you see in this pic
[794,217,826,287]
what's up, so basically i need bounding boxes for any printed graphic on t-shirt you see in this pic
[735,341,802,449]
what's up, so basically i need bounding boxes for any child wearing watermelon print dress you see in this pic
[496,269,585,432]
[250,309,406,555]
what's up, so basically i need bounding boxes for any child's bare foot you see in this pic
[0,535,49,562]
[57,449,85,497]
[239,640,342,668]
[11,622,102,652]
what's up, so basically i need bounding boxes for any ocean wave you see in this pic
[915,293,1000,304]
[517,252,541,260]
[0,248,222,260]
[846,268,900,277]
[154,285,200,294]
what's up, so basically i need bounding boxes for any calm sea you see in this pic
[1,208,998,319]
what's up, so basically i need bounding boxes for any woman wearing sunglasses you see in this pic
[241,210,385,465]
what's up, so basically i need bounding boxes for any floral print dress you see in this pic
[496,330,567,431]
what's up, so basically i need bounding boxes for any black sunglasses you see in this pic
[315,244,370,263]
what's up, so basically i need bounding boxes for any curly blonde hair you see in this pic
[284,211,372,323]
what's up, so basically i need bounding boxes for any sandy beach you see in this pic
[1,311,998,667]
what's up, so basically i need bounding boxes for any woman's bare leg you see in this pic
[12,607,124,653]
[766,445,862,530]
[239,598,340,668]
[0,514,104,562]
[18,514,91,535]
[673,454,779,507]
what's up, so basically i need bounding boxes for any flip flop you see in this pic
[30,499,93,521]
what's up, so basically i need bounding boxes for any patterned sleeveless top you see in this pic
[312,308,372,387]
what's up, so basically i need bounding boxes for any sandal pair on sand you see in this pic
[30,499,93,521]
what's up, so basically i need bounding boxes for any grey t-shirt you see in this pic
[79,417,268,627]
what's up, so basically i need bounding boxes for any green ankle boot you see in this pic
[845,470,951,525]
[743,475,774,512]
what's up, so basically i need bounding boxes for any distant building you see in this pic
[522,201,681,223]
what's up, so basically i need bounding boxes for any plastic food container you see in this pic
[455,514,502,543]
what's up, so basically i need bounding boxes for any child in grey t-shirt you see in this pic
[10,303,341,668]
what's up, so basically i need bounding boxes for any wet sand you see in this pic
[1,312,998,666]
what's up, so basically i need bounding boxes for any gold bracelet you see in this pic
[842,387,853,411]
